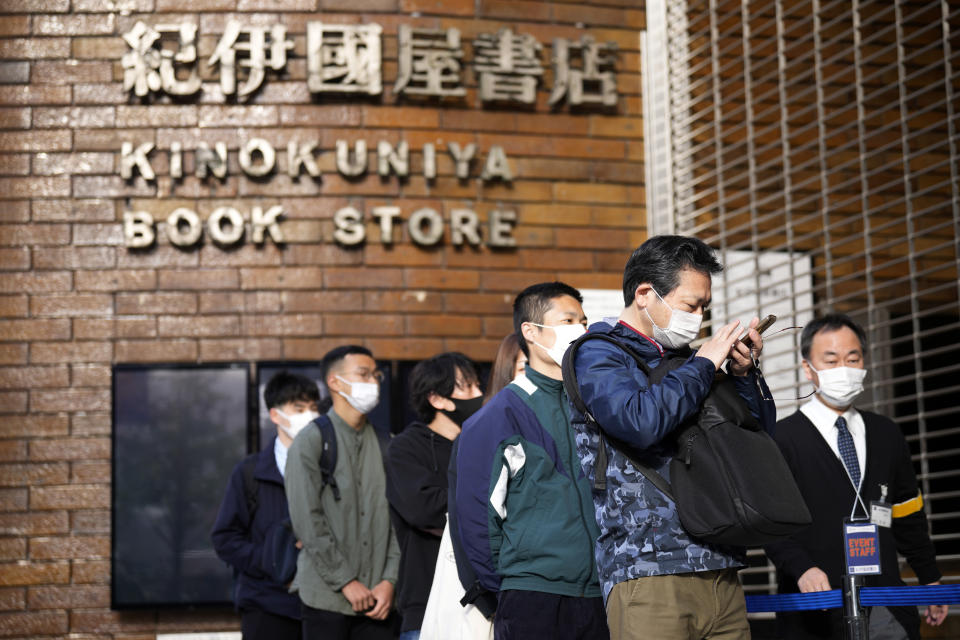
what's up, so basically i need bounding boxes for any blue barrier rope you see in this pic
[745,584,960,613]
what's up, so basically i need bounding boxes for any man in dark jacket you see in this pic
[764,314,946,640]
[570,236,774,640]
[455,281,609,640]
[385,352,484,640]
[212,371,320,640]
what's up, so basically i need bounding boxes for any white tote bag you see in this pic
[420,519,494,640]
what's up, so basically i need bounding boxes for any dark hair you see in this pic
[800,313,867,360]
[485,334,523,403]
[263,370,321,410]
[321,345,374,380]
[409,352,479,422]
[513,281,583,358]
[622,235,723,306]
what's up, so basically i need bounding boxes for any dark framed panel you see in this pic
[111,363,250,608]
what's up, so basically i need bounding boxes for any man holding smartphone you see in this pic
[569,235,775,640]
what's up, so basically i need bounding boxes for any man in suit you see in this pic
[765,314,947,640]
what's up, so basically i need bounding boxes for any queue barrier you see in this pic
[745,583,960,613]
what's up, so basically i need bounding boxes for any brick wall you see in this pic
[0,1,644,636]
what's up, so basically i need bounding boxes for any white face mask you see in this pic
[277,409,319,440]
[530,322,586,366]
[808,363,866,408]
[645,288,703,349]
[335,375,380,414]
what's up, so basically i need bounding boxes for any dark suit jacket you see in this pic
[764,408,940,640]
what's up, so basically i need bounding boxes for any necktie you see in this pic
[836,416,860,488]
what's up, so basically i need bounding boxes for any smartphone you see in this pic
[739,314,777,347]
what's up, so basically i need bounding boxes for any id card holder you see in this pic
[843,519,881,575]
[870,501,892,528]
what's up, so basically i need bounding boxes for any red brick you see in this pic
[557,271,622,290]
[158,268,239,290]
[30,294,113,317]
[0,366,68,389]
[363,290,442,313]
[0,442,26,462]
[27,584,109,610]
[0,540,25,562]
[0,223,70,246]
[158,314,239,338]
[284,244,364,267]
[73,175,155,199]
[0,345,25,365]
[0,109,29,130]
[30,388,109,413]
[32,60,112,84]
[33,151,114,175]
[0,587,25,611]
[70,364,110,387]
[0,562,69,588]
[32,198,114,223]
[2,0,69,11]
[32,247,115,270]
[29,536,109,561]
[73,127,154,152]
[73,82,126,104]
[0,271,70,294]
[0,512,67,536]
[198,105,279,127]
[0,392,26,412]
[399,0,474,15]
[0,130,70,153]
[33,13,116,35]
[0,85,71,106]
[0,176,70,198]
[30,485,108,510]
[72,222,125,246]
[156,0,235,9]
[70,461,109,484]
[0,318,70,340]
[0,249,28,271]
[71,559,108,584]
[0,462,68,488]
[70,508,109,534]
[116,105,199,128]
[278,105,362,127]
[365,337,445,360]
[0,201,29,223]
[440,338,503,362]
[444,292,513,314]
[0,415,68,438]
[199,338,283,361]
[240,267,324,290]
[30,341,112,364]
[200,291,281,314]
[483,316,514,338]
[76,269,157,292]
[0,17,31,36]
[0,487,28,510]
[242,313,323,337]
[116,292,197,315]
[198,244,285,268]
[445,249,522,269]
[479,269,556,293]
[0,610,68,635]
[0,154,29,175]
[70,413,110,437]
[118,245,201,269]
[405,268,480,290]
[324,268,404,289]
[30,438,109,462]
[363,244,444,267]
[115,339,197,362]
[324,313,403,337]
[71,35,127,58]
[406,314,483,337]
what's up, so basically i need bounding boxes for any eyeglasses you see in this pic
[344,368,384,383]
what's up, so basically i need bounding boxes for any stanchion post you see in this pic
[842,574,869,640]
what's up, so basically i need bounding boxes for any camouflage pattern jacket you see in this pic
[570,319,775,600]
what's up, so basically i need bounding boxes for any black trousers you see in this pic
[301,602,395,640]
[240,608,301,640]
[494,589,609,640]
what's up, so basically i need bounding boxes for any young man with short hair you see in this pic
[285,345,400,640]
[385,352,484,639]
[454,282,609,640]
[212,370,320,640]
[765,314,946,640]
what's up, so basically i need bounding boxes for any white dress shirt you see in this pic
[274,434,288,477]
[800,396,866,490]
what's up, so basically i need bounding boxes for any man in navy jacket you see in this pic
[212,371,321,640]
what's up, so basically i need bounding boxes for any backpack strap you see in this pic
[240,454,259,518]
[561,332,675,501]
[313,415,341,502]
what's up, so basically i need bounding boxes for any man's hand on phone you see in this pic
[729,317,763,376]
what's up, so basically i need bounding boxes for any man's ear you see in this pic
[634,284,653,309]
[268,407,284,427]
[428,392,453,412]
[520,321,539,346]
[800,360,816,385]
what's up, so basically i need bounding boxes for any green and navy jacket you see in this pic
[454,366,602,598]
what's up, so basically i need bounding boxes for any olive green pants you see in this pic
[606,569,750,640]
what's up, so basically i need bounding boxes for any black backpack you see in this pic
[562,332,811,547]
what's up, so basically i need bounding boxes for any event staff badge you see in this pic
[843,520,881,575]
